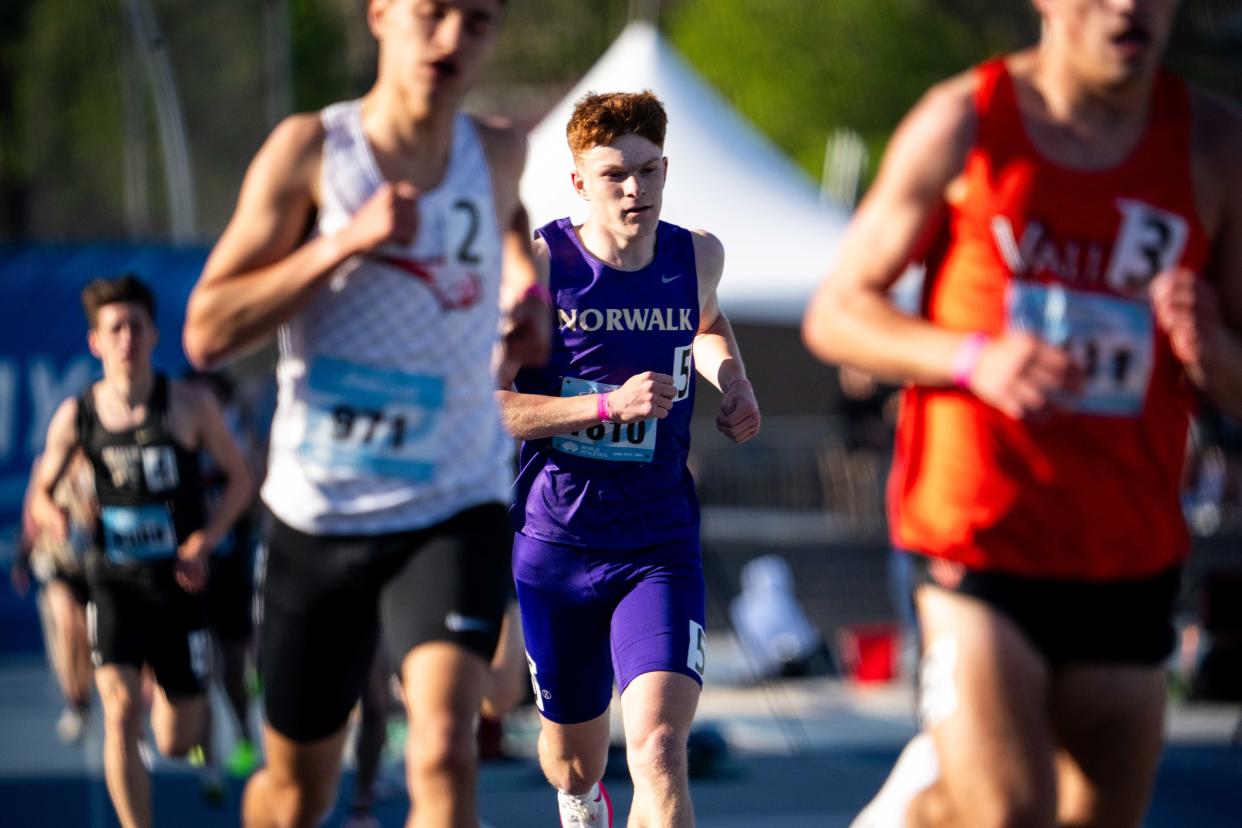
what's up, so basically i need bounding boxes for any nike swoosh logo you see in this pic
[445,612,496,634]
[661,274,682,284]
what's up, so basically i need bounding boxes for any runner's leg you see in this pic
[620,672,700,828]
[96,664,152,828]
[1051,665,1166,827]
[907,586,1056,828]
[401,642,490,828]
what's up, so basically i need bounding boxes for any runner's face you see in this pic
[89,303,157,378]
[370,0,503,105]
[1038,0,1179,87]
[572,134,667,242]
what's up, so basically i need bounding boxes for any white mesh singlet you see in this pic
[262,100,511,535]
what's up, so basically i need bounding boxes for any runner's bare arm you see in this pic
[479,121,552,379]
[1160,91,1242,418]
[690,231,745,389]
[498,371,676,440]
[181,382,254,551]
[184,115,326,367]
[186,115,418,368]
[11,457,42,595]
[495,390,611,440]
[500,205,546,304]
[494,231,674,438]
[801,76,980,385]
[29,398,79,542]
[690,231,759,444]
[802,71,1078,420]
[495,212,552,388]
[498,240,675,438]
[493,234,577,437]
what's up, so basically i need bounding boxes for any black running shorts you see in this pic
[86,557,211,699]
[907,553,1180,666]
[206,536,254,643]
[51,570,90,606]
[259,502,512,742]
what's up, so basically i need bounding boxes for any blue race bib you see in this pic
[298,357,445,480]
[100,504,177,561]
[552,376,657,463]
[1007,282,1154,417]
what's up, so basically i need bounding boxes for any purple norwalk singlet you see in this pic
[511,218,701,548]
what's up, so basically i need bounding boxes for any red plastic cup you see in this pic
[838,622,898,683]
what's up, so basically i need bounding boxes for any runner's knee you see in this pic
[625,721,687,784]
[99,677,141,738]
[541,758,603,796]
[153,721,196,759]
[265,776,336,828]
[538,731,606,794]
[408,714,475,780]
[956,777,1056,828]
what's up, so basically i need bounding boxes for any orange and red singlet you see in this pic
[889,58,1211,580]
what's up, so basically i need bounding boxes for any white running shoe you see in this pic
[557,781,613,827]
[850,733,940,828]
[54,707,88,744]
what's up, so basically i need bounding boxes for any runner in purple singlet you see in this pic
[499,91,761,828]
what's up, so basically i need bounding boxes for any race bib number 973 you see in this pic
[552,376,657,462]
[299,358,444,480]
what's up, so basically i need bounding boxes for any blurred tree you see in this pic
[13,0,129,239]
[664,0,1025,181]
[471,0,632,125]
[289,0,355,110]
[1167,0,1242,103]
[665,0,1242,185]
[3,0,1240,241]
[0,0,37,240]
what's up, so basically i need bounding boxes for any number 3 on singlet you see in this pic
[299,357,444,480]
[1105,200,1189,295]
[552,376,657,462]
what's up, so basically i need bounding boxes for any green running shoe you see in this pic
[226,739,259,778]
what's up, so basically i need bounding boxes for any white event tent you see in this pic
[519,21,851,324]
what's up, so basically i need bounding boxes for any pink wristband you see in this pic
[951,332,989,391]
[521,282,552,306]
[596,392,612,423]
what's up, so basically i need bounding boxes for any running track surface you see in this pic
[1,653,1238,827]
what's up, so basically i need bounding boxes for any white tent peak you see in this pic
[520,20,849,323]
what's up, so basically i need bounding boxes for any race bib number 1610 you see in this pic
[552,377,657,462]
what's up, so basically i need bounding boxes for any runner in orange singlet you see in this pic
[804,1,1242,825]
